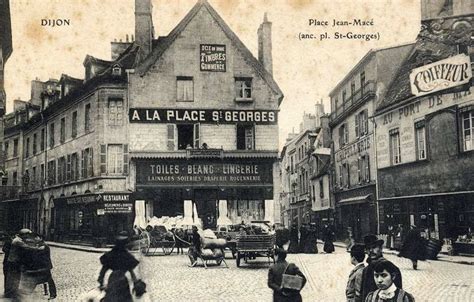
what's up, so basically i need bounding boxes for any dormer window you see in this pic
[112,65,122,76]
[235,77,253,102]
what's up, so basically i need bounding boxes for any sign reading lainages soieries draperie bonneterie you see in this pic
[200,44,226,72]
[409,54,472,97]
[129,108,278,124]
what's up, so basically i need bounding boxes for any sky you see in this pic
[5,0,421,149]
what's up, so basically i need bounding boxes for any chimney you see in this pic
[258,13,273,75]
[135,0,154,62]
[111,36,133,60]
[30,79,45,107]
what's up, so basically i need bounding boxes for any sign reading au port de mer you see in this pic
[129,108,278,124]
[410,54,472,97]
[200,44,226,72]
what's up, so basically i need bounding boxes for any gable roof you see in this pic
[376,39,458,114]
[135,0,283,104]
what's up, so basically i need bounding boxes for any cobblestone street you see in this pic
[1,245,473,301]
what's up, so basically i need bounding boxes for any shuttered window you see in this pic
[107,145,124,174]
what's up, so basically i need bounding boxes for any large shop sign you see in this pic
[410,54,472,97]
[136,160,273,186]
[129,108,278,125]
[200,44,226,72]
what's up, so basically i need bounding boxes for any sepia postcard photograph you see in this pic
[0,0,473,301]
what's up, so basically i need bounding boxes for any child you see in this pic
[365,260,414,302]
[346,244,365,302]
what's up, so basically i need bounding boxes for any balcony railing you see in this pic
[0,185,22,201]
[330,81,376,123]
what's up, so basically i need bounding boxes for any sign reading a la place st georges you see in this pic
[410,54,472,97]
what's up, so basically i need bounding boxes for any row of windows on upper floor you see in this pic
[332,71,366,110]
[387,109,474,166]
[176,76,255,102]
[4,98,126,160]
[6,144,129,189]
[337,109,369,148]
[335,108,474,191]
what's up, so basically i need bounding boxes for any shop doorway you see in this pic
[194,189,218,229]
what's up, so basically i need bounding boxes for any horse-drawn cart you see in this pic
[139,225,176,256]
[235,234,275,267]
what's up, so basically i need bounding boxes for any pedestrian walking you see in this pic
[5,229,45,299]
[398,225,427,270]
[288,223,299,254]
[267,248,307,302]
[97,231,145,302]
[298,224,308,253]
[18,234,57,300]
[386,225,395,250]
[360,234,402,302]
[365,260,414,302]
[187,225,202,267]
[346,227,356,252]
[303,223,318,254]
[322,224,335,253]
[2,232,13,298]
[346,244,365,302]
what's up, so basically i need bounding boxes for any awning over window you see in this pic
[338,194,372,206]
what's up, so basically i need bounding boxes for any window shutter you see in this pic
[355,113,360,138]
[339,126,343,146]
[193,123,200,148]
[366,156,370,181]
[81,150,86,179]
[89,148,94,177]
[364,110,369,135]
[123,144,129,175]
[100,144,107,175]
[167,124,176,151]
[357,158,361,183]
[66,154,71,181]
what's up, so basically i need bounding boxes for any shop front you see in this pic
[52,192,133,245]
[0,197,39,234]
[134,157,275,228]
[335,185,377,241]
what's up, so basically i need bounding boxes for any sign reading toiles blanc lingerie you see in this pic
[136,160,274,186]
[200,44,226,72]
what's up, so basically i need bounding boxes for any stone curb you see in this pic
[327,241,474,266]
[37,241,473,266]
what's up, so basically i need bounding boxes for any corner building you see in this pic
[128,0,283,229]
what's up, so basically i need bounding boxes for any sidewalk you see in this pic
[328,240,474,266]
[3,240,469,265]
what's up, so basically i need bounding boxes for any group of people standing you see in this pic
[287,223,335,254]
[346,233,420,302]
[2,228,56,301]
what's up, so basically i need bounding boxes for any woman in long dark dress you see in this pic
[322,224,335,253]
[288,223,299,253]
[399,225,427,270]
[98,232,140,302]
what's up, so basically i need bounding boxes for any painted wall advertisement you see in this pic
[200,44,226,72]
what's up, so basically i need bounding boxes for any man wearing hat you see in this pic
[345,244,365,302]
[5,229,45,298]
[360,234,402,301]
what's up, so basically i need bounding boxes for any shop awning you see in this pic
[338,194,372,206]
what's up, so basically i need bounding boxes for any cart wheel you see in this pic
[139,232,150,255]
[162,242,175,255]
[236,253,241,267]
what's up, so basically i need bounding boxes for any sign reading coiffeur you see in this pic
[410,54,472,97]
[129,108,278,125]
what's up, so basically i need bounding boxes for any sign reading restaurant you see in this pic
[410,54,472,97]
[200,44,226,72]
[129,108,278,125]
[136,160,273,186]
